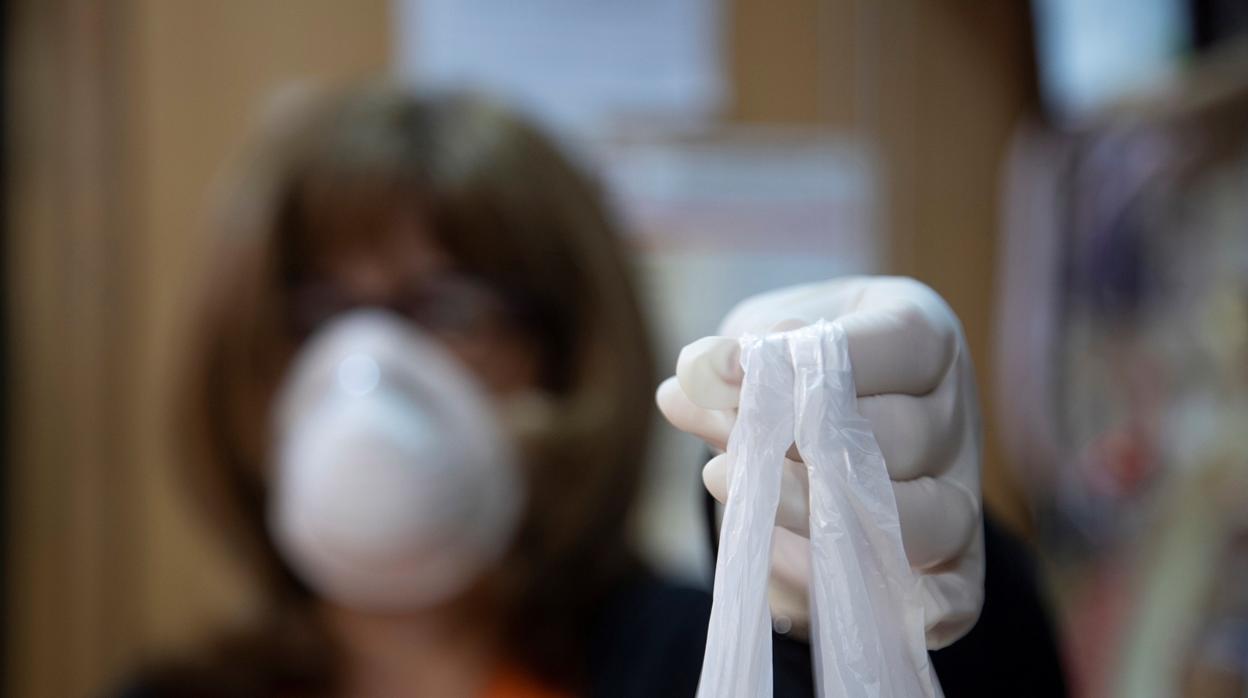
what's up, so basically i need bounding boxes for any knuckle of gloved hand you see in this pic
[946,491,980,558]
[941,399,967,461]
[900,478,978,569]
[891,299,957,390]
[926,602,981,650]
[935,485,982,569]
[889,434,932,483]
[892,277,960,336]
[892,277,953,320]
[867,399,931,481]
[925,383,965,472]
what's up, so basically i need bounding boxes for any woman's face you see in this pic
[268,218,541,623]
[294,218,543,397]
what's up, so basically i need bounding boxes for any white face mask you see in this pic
[268,310,525,611]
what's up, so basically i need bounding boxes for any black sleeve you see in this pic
[723,509,1069,697]
[770,513,1069,697]
[929,514,1069,697]
[587,574,711,698]
[773,632,817,697]
[586,574,819,698]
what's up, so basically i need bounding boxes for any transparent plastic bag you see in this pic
[697,321,941,698]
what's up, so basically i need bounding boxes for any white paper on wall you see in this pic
[394,0,726,136]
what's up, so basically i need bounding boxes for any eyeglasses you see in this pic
[290,271,529,341]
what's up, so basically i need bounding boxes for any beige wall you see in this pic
[6,2,390,695]
[6,2,1032,695]
[132,0,392,652]
[730,0,1036,532]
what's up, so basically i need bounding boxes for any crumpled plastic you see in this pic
[697,321,942,698]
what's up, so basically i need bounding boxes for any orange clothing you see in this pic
[481,666,573,698]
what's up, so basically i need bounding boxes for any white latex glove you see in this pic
[656,276,984,649]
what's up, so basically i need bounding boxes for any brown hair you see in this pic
[175,83,656,693]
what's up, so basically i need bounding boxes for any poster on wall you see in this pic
[394,0,726,136]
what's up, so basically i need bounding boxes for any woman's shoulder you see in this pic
[112,658,328,698]
[111,662,244,698]
[108,620,335,698]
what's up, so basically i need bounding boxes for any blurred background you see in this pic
[4,1,1247,696]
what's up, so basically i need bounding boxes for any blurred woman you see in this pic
[120,83,1063,697]
[127,84,699,697]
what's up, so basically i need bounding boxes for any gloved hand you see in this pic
[656,276,984,649]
